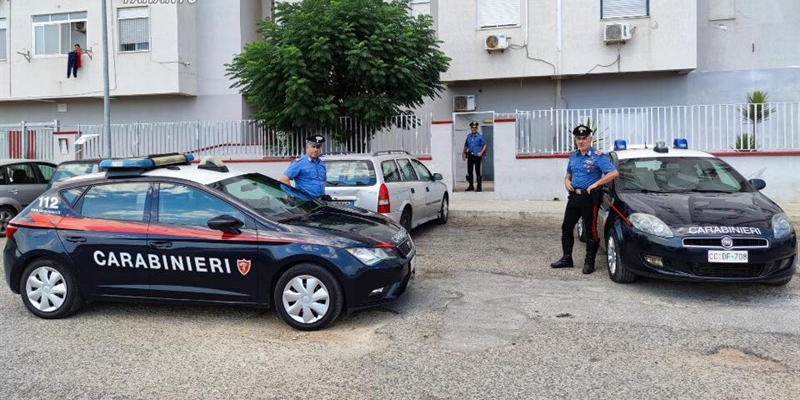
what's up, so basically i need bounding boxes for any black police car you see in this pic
[3,154,415,330]
[598,139,796,285]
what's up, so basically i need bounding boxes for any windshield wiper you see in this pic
[278,214,310,223]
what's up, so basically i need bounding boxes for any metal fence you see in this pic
[71,114,433,159]
[513,102,800,154]
[0,122,56,160]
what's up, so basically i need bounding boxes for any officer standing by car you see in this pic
[462,120,488,192]
[279,135,327,199]
[550,124,619,274]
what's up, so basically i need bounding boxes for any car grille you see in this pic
[682,237,769,249]
[669,261,765,278]
[396,237,414,258]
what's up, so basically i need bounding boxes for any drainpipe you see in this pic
[555,0,563,109]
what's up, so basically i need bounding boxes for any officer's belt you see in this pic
[572,188,589,195]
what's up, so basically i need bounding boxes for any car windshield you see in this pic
[617,157,748,193]
[210,172,321,220]
[52,162,101,183]
[325,160,377,186]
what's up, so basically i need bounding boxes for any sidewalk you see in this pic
[449,191,800,222]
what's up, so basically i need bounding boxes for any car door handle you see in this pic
[65,236,87,243]
[9,189,18,195]
[149,241,173,249]
[426,187,430,192]
[411,188,415,194]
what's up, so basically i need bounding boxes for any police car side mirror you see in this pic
[207,214,244,234]
[749,178,766,190]
[433,173,443,181]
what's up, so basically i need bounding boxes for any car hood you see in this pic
[279,205,406,246]
[618,191,783,231]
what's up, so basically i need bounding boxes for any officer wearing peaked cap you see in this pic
[550,124,619,274]
[462,120,488,191]
[279,135,327,198]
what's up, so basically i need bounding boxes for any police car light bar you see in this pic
[613,139,627,151]
[673,138,689,149]
[100,153,195,171]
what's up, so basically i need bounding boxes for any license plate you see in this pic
[329,200,354,207]
[708,250,748,263]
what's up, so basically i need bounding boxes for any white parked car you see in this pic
[323,151,449,231]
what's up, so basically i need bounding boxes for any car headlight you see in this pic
[347,247,394,266]
[629,213,674,238]
[772,213,793,240]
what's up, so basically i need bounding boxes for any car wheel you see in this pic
[435,195,449,225]
[399,208,412,232]
[274,263,343,331]
[0,206,17,237]
[20,258,83,319]
[606,234,635,283]
[575,216,586,243]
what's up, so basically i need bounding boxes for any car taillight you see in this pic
[377,183,390,213]
[4,225,18,239]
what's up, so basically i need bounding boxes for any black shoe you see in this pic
[476,188,482,192]
[582,263,595,274]
[465,186,474,192]
[550,256,573,269]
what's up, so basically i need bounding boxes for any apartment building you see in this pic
[0,0,268,125]
[1,0,798,126]
[426,0,799,118]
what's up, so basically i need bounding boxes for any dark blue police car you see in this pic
[3,154,415,330]
[598,139,796,285]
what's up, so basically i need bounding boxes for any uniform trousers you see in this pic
[560,189,602,262]
[466,154,483,189]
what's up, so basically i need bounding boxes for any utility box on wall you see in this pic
[453,95,476,111]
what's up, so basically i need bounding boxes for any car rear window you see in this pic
[326,160,377,186]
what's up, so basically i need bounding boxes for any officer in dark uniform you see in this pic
[550,124,619,274]
[462,120,488,191]
[279,135,327,198]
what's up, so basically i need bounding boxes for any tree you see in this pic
[738,90,776,150]
[226,0,450,145]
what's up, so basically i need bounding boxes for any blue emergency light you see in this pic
[673,138,689,149]
[100,153,194,173]
[613,139,627,151]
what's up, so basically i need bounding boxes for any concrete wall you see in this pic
[230,119,799,203]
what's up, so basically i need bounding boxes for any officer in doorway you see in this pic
[550,124,619,274]
[462,120,488,191]
[279,135,327,199]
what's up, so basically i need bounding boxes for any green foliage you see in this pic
[226,0,451,143]
[738,90,776,149]
[734,134,756,151]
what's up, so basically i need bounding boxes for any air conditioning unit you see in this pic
[603,23,631,43]
[484,34,509,52]
[453,95,476,112]
[73,21,87,32]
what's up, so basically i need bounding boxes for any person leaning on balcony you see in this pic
[279,135,328,199]
[550,124,619,274]
[462,120,488,191]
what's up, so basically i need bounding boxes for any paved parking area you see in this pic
[1,217,799,399]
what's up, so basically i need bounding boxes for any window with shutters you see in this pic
[32,12,88,56]
[478,0,521,28]
[601,0,649,19]
[119,7,150,52]
[0,18,7,61]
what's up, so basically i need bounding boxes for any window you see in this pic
[35,163,56,182]
[32,12,87,56]
[80,182,150,222]
[478,0,520,28]
[411,159,433,181]
[0,18,7,61]
[119,7,150,52]
[158,183,245,228]
[396,159,419,181]
[381,160,401,182]
[325,160,377,186]
[601,0,649,19]
[410,0,431,17]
